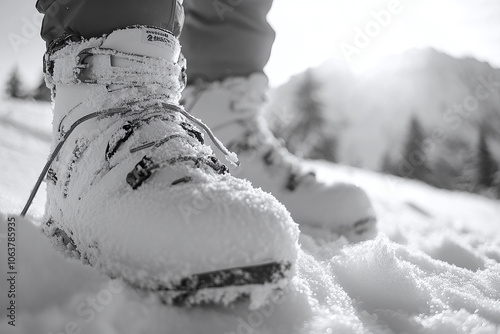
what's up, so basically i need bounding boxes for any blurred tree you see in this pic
[381,151,397,175]
[5,67,23,99]
[476,126,498,189]
[396,115,432,183]
[32,76,51,102]
[309,135,338,163]
[495,171,500,199]
[280,69,337,161]
[456,145,478,193]
[430,156,460,190]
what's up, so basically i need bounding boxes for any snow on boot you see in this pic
[183,74,377,243]
[24,26,299,308]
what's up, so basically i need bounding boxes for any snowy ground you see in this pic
[1,99,500,334]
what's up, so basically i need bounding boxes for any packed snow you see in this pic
[1,99,500,333]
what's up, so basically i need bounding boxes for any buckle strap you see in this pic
[126,154,229,190]
[46,42,186,95]
[44,32,83,76]
[20,103,238,217]
[20,106,130,217]
[73,47,186,88]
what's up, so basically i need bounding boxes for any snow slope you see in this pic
[1,99,500,334]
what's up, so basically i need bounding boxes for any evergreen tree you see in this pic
[309,135,338,163]
[495,171,500,199]
[32,76,51,102]
[456,145,477,193]
[381,151,396,174]
[5,67,23,98]
[397,115,432,182]
[283,69,331,158]
[476,126,498,188]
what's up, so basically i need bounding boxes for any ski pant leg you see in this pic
[180,0,275,83]
[36,0,184,45]
[36,0,275,81]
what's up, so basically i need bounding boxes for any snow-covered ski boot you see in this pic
[28,26,299,307]
[183,74,377,242]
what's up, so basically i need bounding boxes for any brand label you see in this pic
[142,28,175,49]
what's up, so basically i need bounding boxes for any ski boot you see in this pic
[26,26,299,308]
[183,74,377,242]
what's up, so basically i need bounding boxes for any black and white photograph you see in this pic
[1,0,499,333]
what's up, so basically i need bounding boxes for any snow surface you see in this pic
[1,99,500,333]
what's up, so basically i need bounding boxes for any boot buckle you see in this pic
[74,48,99,84]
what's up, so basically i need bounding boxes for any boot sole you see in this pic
[45,223,293,307]
[143,262,293,307]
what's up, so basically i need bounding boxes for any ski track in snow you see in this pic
[1,99,500,334]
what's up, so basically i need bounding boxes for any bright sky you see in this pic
[0,0,499,89]
[267,0,500,86]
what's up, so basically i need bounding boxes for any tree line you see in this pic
[383,115,500,199]
[268,70,500,199]
[4,66,50,102]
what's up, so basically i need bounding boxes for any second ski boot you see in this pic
[183,74,377,243]
[26,26,299,308]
